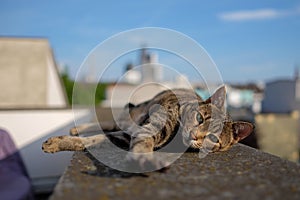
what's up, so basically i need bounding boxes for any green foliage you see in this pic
[61,71,74,105]
[60,70,106,105]
[95,83,107,104]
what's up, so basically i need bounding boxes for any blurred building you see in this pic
[256,68,300,162]
[227,84,264,114]
[0,37,67,108]
[262,68,300,113]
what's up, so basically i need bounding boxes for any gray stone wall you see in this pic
[50,144,300,200]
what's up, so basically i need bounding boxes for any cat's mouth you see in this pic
[182,130,201,148]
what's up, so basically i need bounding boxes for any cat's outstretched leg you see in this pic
[42,131,129,153]
[42,134,107,153]
[70,121,117,136]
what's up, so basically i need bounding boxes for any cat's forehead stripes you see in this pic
[193,104,213,122]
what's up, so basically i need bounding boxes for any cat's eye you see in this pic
[207,134,219,143]
[196,113,203,124]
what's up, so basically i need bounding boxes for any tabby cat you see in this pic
[42,86,253,171]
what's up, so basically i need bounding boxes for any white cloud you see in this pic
[218,7,300,21]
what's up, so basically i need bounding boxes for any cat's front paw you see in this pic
[42,136,65,153]
[42,136,85,153]
[126,153,170,172]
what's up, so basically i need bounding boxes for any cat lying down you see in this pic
[42,86,253,171]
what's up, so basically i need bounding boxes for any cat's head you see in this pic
[181,86,253,152]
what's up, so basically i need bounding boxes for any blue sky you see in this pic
[1,0,300,83]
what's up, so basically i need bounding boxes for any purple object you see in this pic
[0,129,34,200]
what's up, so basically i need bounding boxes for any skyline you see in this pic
[1,0,300,83]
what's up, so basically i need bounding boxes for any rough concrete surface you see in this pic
[50,144,300,200]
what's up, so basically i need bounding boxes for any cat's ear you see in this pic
[205,85,226,111]
[232,122,253,141]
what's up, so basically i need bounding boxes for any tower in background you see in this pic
[140,47,162,83]
[123,47,163,84]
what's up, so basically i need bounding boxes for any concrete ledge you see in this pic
[50,144,300,200]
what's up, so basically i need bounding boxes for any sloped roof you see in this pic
[0,37,67,108]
